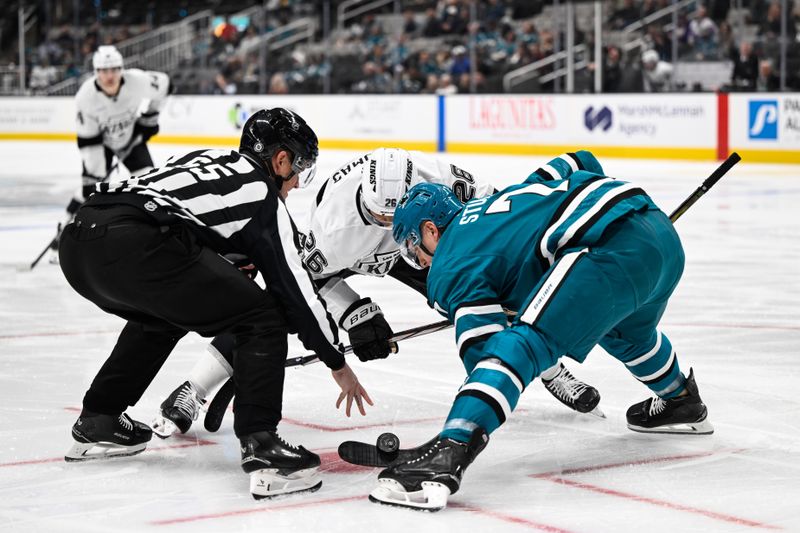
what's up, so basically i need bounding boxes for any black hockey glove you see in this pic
[341,298,396,362]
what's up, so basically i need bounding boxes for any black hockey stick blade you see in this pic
[669,152,740,223]
[338,436,437,467]
[203,378,234,432]
[285,318,452,368]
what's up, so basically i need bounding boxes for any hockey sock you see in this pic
[622,331,685,399]
[441,358,523,442]
[189,343,234,398]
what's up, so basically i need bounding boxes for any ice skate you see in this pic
[542,362,605,418]
[627,368,713,435]
[65,412,152,462]
[240,430,322,500]
[369,428,488,512]
[151,381,205,438]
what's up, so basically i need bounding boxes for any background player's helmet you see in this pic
[239,107,319,187]
[392,182,463,268]
[92,45,123,70]
[360,148,418,227]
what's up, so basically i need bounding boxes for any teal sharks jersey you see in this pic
[426,151,658,365]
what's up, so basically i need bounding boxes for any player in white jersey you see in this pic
[53,46,172,261]
[152,148,604,439]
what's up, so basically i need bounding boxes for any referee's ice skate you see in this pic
[626,369,713,435]
[65,412,152,461]
[369,428,488,512]
[151,381,205,438]
[240,430,322,500]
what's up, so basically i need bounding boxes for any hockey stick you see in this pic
[669,152,740,223]
[203,318,452,432]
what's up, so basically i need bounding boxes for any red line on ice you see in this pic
[539,476,780,530]
[150,495,364,525]
[450,502,576,532]
[530,449,779,530]
[530,449,746,478]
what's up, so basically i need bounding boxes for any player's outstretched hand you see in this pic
[332,363,374,417]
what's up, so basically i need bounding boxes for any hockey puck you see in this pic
[376,432,400,454]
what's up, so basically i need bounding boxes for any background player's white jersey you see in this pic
[303,150,495,321]
[75,68,170,177]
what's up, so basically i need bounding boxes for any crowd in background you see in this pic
[2,0,799,95]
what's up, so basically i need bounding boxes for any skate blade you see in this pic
[368,479,450,512]
[587,405,606,419]
[250,467,322,500]
[64,440,147,462]
[627,417,714,435]
[150,416,179,439]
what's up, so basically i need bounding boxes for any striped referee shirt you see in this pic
[93,148,345,369]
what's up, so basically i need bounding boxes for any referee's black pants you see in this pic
[59,204,289,437]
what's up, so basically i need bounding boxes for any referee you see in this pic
[59,108,372,498]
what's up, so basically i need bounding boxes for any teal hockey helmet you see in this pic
[392,182,463,267]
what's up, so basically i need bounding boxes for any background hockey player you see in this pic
[373,150,713,511]
[59,108,372,500]
[154,147,603,439]
[51,45,172,262]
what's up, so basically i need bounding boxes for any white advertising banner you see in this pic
[729,93,800,150]
[446,94,717,149]
[160,95,438,145]
[0,97,74,133]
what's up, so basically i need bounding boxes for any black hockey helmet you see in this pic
[239,107,319,187]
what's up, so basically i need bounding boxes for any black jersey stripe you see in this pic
[459,332,497,360]
[567,152,584,170]
[533,178,600,272]
[354,185,371,226]
[456,389,506,424]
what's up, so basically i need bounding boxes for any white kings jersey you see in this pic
[75,68,170,178]
[302,150,495,322]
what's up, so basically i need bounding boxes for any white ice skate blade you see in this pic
[65,440,147,462]
[150,415,179,439]
[627,417,714,435]
[368,478,450,512]
[249,467,322,500]
[587,406,606,419]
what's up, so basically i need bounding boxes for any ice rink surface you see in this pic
[1,141,799,532]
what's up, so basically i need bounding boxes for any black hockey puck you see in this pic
[376,432,400,454]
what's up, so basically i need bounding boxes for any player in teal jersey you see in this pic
[369,150,713,512]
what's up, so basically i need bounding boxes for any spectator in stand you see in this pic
[417,50,441,77]
[610,0,641,30]
[402,9,419,36]
[518,21,539,45]
[688,5,718,60]
[760,1,796,40]
[756,59,780,91]
[603,45,623,92]
[29,57,59,91]
[646,25,672,61]
[716,21,737,61]
[731,41,759,90]
[422,8,443,37]
[215,56,241,94]
[437,73,458,94]
[450,45,471,76]
[483,0,508,24]
[269,72,289,94]
[641,49,674,92]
